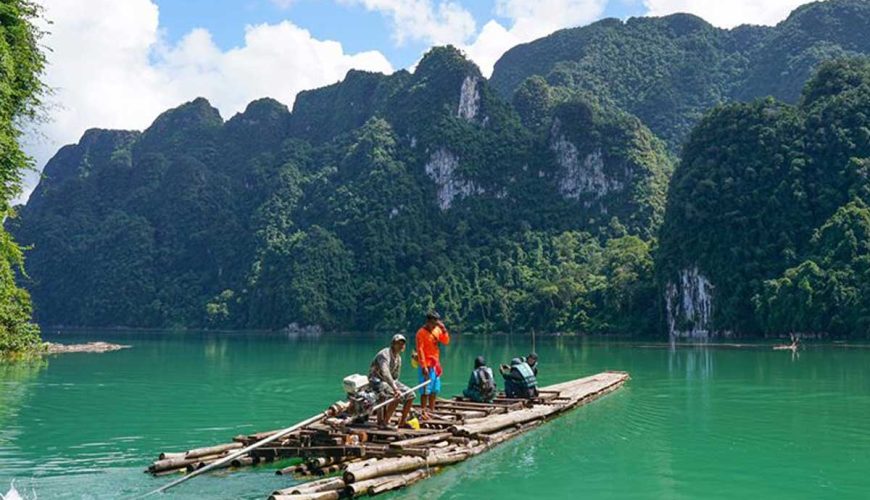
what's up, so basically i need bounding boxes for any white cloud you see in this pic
[270,0,297,8]
[340,0,477,46]
[158,22,392,117]
[643,0,820,28]
[342,0,608,77]
[21,0,392,202]
[465,0,609,76]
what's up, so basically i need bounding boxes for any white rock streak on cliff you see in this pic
[550,120,624,200]
[665,267,714,338]
[457,76,480,121]
[424,148,483,210]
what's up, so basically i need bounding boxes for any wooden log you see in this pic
[186,458,220,472]
[152,467,187,477]
[344,456,426,483]
[149,455,217,473]
[230,456,256,467]
[306,456,338,469]
[157,451,185,460]
[184,442,242,459]
[388,432,452,448]
[276,464,299,476]
[369,469,431,495]
[351,427,442,439]
[345,469,432,497]
[270,492,340,500]
[254,445,370,460]
[249,429,285,440]
[420,418,460,426]
[273,476,346,496]
[371,444,431,458]
[344,477,389,497]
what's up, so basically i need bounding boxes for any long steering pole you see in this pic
[141,378,431,497]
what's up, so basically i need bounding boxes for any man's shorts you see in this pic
[371,378,414,403]
[418,367,441,395]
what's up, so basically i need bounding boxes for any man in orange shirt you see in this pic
[415,311,450,418]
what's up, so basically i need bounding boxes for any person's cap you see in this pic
[475,355,486,368]
[426,310,441,320]
[527,352,538,360]
[391,333,407,344]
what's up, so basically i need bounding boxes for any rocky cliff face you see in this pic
[424,148,483,210]
[665,268,715,338]
[551,133,624,203]
[457,76,481,121]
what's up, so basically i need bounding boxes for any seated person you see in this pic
[463,356,497,403]
[499,357,539,399]
[369,334,414,429]
[524,352,539,376]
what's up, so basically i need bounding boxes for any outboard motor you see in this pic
[342,374,378,422]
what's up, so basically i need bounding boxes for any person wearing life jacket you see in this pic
[524,352,539,376]
[463,356,496,403]
[368,334,414,429]
[499,357,538,399]
[415,311,450,419]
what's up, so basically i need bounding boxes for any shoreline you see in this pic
[43,341,131,354]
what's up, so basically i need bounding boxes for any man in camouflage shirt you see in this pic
[369,334,414,429]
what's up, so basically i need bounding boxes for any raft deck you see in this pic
[147,371,629,498]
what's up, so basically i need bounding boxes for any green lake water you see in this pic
[1,331,869,499]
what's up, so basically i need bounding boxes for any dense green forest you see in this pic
[660,58,870,337]
[492,0,870,151]
[13,46,668,334]
[11,0,870,338]
[0,0,43,353]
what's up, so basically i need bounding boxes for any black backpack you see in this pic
[476,367,496,401]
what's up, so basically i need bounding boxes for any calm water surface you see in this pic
[1,331,869,499]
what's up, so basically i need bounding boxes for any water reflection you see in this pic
[668,343,714,381]
[0,360,46,477]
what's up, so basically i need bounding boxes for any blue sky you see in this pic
[154,0,643,70]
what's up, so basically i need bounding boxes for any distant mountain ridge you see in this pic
[492,0,870,150]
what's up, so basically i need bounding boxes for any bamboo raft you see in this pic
[146,371,629,498]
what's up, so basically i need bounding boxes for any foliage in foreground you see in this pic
[0,0,43,353]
